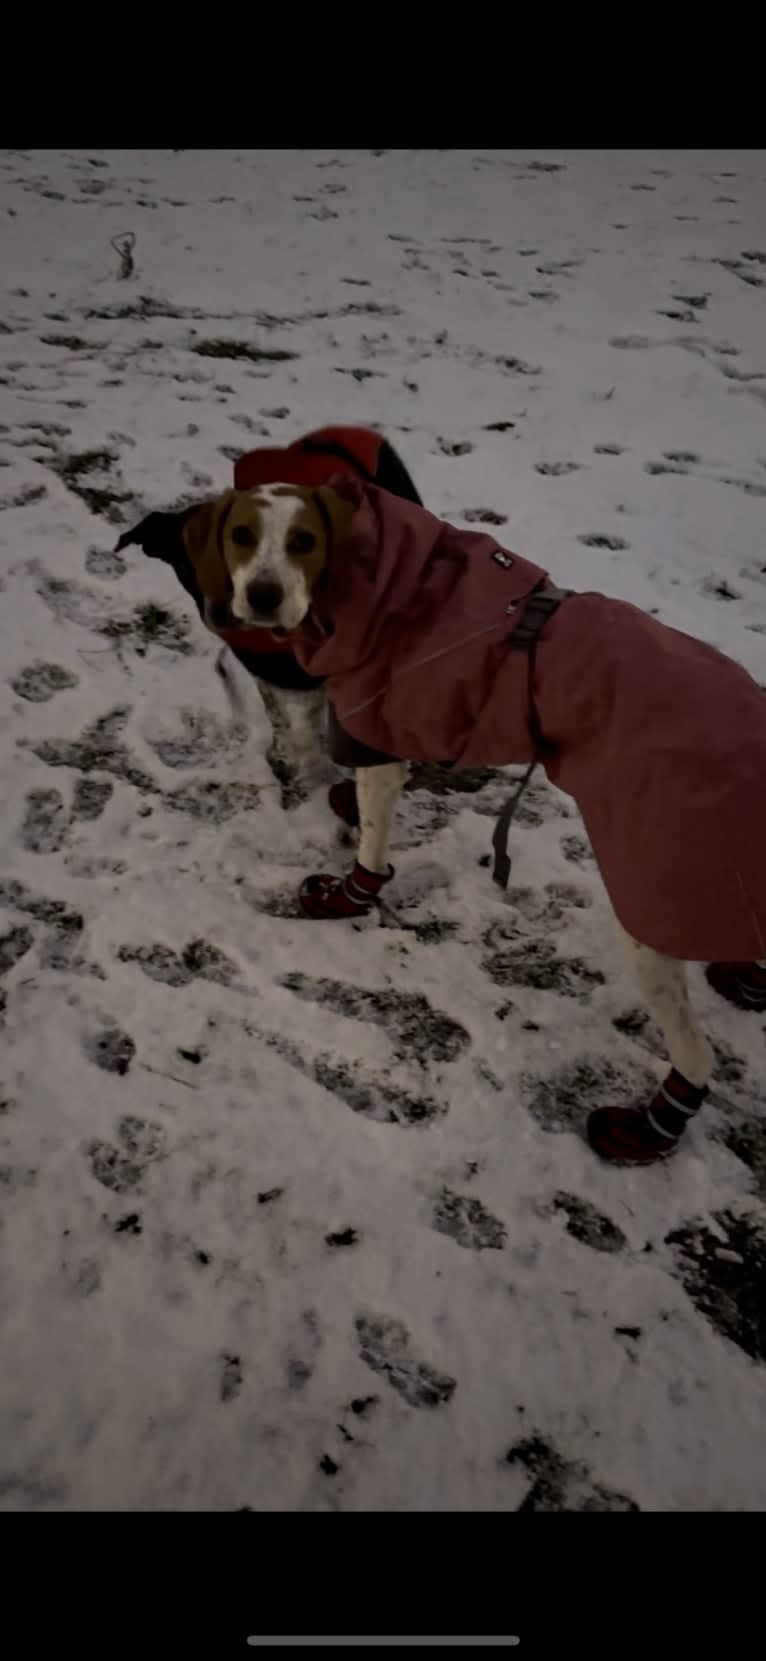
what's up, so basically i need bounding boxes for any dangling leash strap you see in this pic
[491,583,574,889]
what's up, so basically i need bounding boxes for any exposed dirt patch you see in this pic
[220,1354,244,1403]
[326,1227,359,1248]
[192,339,298,364]
[578,533,629,551]
[460,508,508,526]
[83,1026,136,1077]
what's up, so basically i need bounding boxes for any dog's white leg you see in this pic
[277,687,326,777]
[257,682,326,803]
[356,762,408,874]
[618,925,714,1088]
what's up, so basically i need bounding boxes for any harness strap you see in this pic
[491,583,574,889]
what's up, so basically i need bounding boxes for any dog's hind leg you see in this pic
[357,762,408,874]
[618,926,714,1088]
[587,925,715,1165]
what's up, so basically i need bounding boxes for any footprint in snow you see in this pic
[431,1188,507,1251]
[117,939,238,988]
[85,548,127,580]
[87,1115,167,1195]
[482,936,604,999]
[71,779,113,820]
[577,534,630,551]
[279,974,470,1065]
[355,1315,456,1409]
[0,925,34,975]
[506,1435,639,1511]
[522,1056,657,1135]
[256,1029,446,1126]
[11,661,79,702]
[21,788,69,853]
[551,1192,628,1254]
[665,1211,766,1364]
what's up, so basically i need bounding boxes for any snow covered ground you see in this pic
[1,148,765,1512]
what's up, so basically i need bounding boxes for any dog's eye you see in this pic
[231,525,253,548]
[287,530,316,555]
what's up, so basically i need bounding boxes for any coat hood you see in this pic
[291,478,550,764]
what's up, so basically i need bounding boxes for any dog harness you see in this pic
[491,582,574,889]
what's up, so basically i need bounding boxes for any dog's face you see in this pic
[181,483,353,633]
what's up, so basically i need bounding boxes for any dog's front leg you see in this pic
[299,761,408,918]
[257,681,326,808]
[356,762,408,874]
[587,925,715,1165]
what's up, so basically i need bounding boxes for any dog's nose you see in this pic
[246,579,284,616]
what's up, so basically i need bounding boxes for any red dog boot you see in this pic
[299,861,393,919]
[705,961,766,1012]
[328,779,360,828]
[587,1068,708,1166]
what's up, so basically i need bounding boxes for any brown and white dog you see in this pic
[179,480,407,867]
[184,482,349,635]
[118,428,420,809]
[176,476,766,1170]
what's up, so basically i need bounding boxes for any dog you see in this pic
[117,427,417,810]
[173,470,766,1169]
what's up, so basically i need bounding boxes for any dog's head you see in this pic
[179,483,354,633]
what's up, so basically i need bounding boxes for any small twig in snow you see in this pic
[110,231,136,280]
[140,1062,199,1090]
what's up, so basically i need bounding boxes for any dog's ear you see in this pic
[312,484,356,545]
[180,490,236,605]
[115,511,188,562]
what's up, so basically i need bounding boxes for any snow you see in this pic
[1,147,765,1512]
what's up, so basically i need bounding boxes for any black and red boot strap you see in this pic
[586,1068,708,1166]
[299,861,393,919]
